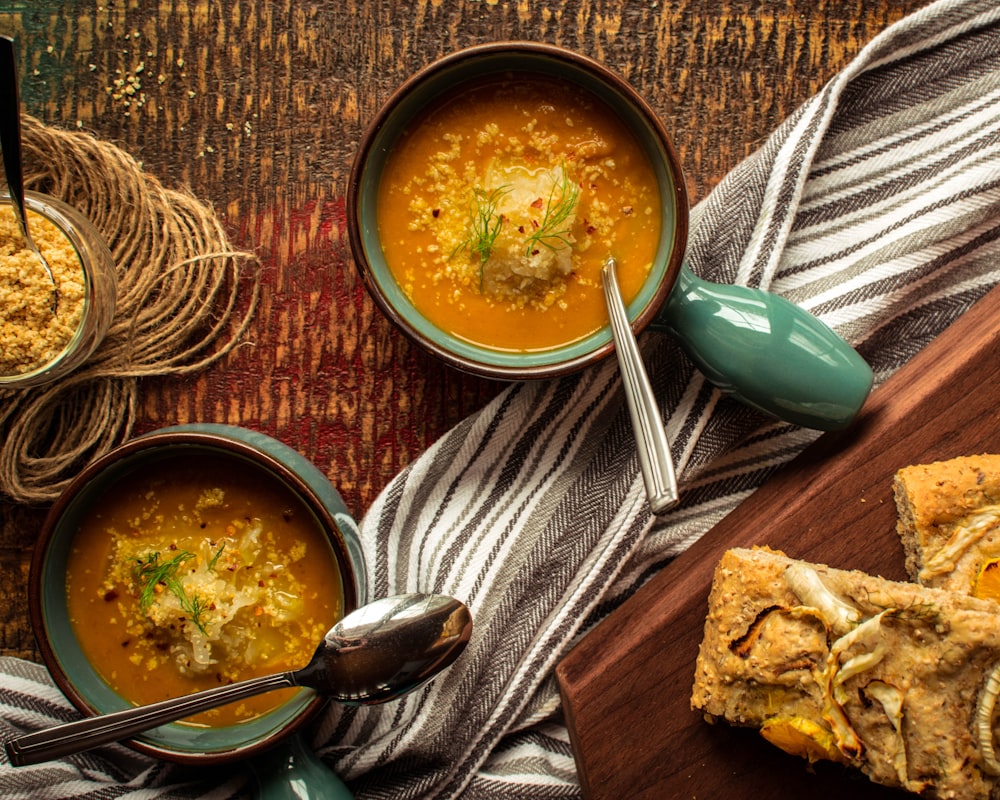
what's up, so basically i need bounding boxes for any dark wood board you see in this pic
[556,282,1000,799]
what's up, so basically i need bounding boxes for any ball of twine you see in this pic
[0,115,260,504]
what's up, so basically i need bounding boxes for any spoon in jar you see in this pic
[5,593,473,766]
[0,35,57,315]
[602,257,679,515]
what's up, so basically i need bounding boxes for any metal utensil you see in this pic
[5,593,473,766]
[602,257,679,514]
[0,35,57,314]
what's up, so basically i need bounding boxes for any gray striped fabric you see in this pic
[3,0,1000,797]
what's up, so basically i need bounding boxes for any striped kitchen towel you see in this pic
[2,0,1000,797]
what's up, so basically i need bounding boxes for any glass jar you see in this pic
[0,190,117,389]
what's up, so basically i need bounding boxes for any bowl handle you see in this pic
[651,265,873,431]
[251,733,354,800]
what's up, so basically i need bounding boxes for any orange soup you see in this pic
[377,74,662,352]
[65,453,344,727]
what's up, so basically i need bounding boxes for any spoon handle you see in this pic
[0,36,31,247]
[602,258,679,515]
[654,266,873,430]
[0,34,57,305]
[5,671,298,766]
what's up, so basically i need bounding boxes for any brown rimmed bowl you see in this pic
[347,42,875,431]
[347,41,688,381]
[28,424,368,766]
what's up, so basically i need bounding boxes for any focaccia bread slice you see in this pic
[691,546,1000,799]
[894,454,1000,595]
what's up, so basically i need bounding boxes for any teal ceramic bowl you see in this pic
[28,424,367,766]
[348,43,874,431]
[347,41,688,381]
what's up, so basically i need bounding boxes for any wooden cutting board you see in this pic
[556,282,1000,799]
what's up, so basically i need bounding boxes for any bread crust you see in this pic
[894,454,1000,592]
[691,546,1000,799]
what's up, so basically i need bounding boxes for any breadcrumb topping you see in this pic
[0,206,85,375]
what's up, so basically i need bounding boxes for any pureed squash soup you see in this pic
[376,73,663,352]
[65,452,344,727]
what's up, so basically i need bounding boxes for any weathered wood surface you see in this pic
[0,0,927,666]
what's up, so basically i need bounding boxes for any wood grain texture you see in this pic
[0,0,927,665]
[556,281,1000,799]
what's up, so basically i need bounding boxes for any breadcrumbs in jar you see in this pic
[0,205,86,376]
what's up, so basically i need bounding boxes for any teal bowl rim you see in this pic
[28,429,363,765]
[347,41,689,380]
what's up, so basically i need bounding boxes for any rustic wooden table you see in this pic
[0,0,927,665]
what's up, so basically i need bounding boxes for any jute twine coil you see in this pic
[0,115,260,504]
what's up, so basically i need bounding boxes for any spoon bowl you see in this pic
[6,593,472,766]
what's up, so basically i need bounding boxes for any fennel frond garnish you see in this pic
[207,541,226,571]
[524,170,580,256]
[135,550,209,634]
[453,185,510,283]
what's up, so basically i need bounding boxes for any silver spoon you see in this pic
[602,257,679,515]
[5,593,472,766]
[0,35,58,314]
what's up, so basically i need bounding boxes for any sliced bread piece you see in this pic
[893,454,1000,594]
[692,546,1000,798]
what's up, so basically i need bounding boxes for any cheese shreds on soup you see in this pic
[65,453,344,727]
[377,75,663,352]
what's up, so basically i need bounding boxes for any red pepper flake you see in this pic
[103,589,119,602]
[432,208,441,218]
[530,197,544,209]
